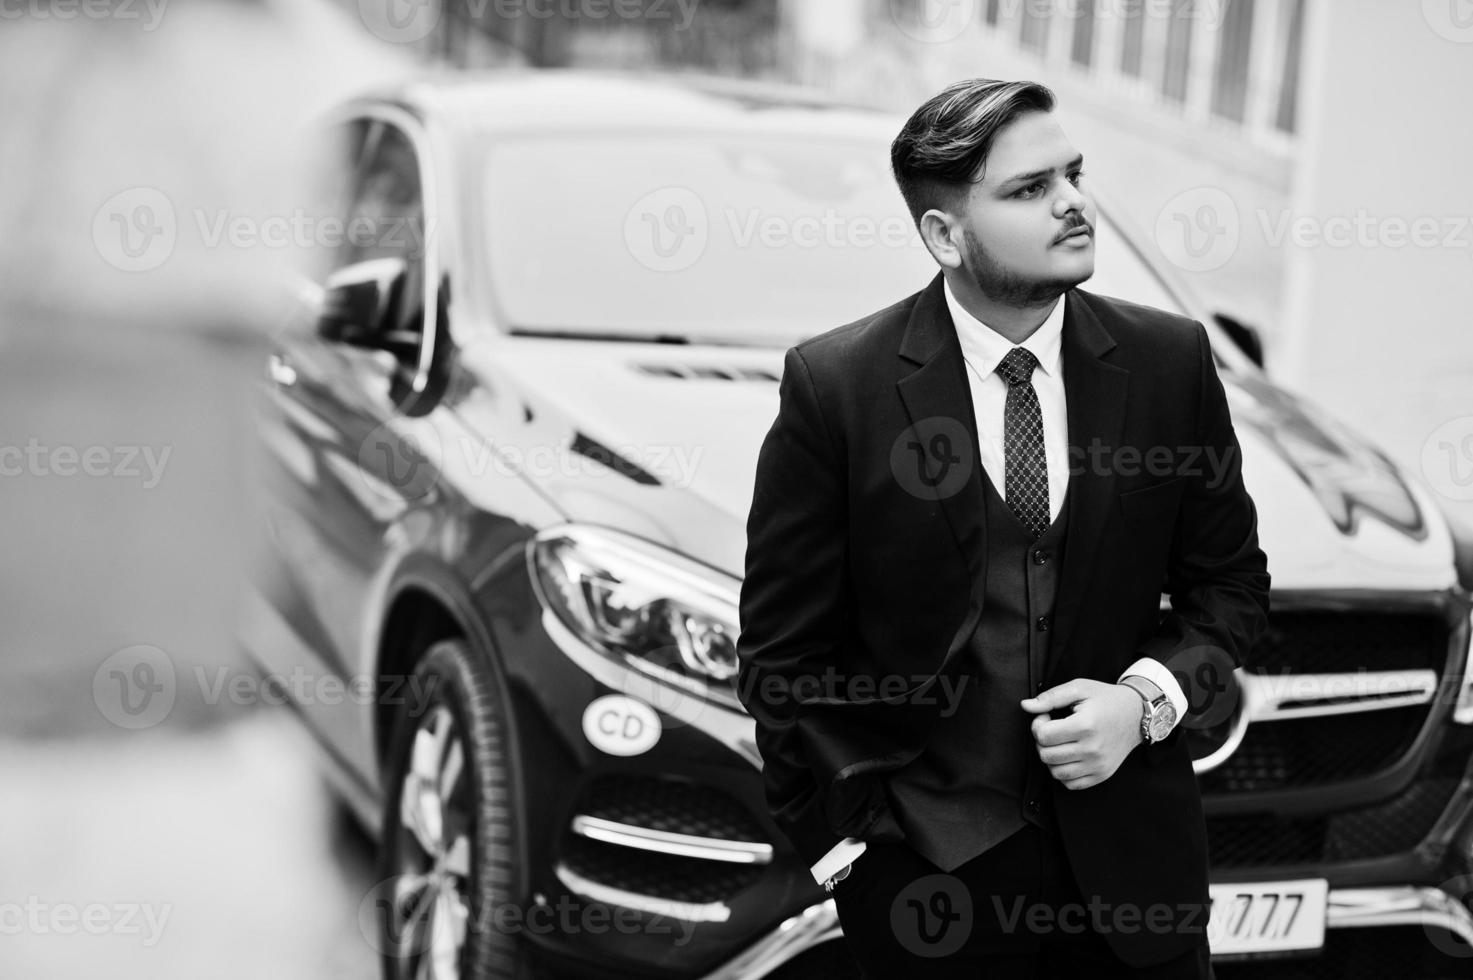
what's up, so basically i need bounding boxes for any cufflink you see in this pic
[822,862,853,893]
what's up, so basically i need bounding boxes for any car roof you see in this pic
[355,69,903,141]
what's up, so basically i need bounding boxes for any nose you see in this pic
[1054,177,1087,218]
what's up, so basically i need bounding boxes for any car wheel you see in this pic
[377,638,524,980]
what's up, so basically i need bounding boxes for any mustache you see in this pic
[1054,218,1092,243]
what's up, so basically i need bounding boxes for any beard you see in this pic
[960,227,1090,307]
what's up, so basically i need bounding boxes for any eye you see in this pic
[1015,182,1044,199]
[1068,169,1087,186]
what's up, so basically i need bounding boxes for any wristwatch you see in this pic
[1120,675,1177,744]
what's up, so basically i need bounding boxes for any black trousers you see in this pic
[830,820,1214,978]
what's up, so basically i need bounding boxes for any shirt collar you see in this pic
[943,277,1065,380]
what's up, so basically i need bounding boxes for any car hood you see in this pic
[455,337,1457,591]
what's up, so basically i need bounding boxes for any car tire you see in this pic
[376,638,526,980]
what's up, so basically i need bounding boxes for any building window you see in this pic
[1160,0,1193,103]
[1211,0,1254,122]
[1119,0,1145,77]
[1275,0,1305,133]
[1019,0,1051,52]
[1071,0,1096,68]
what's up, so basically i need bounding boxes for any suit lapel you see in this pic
[895,273,988,605]
[1046,289,1129,686]
[893,279,1129,687]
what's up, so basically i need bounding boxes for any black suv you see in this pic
[248,72,1473,979]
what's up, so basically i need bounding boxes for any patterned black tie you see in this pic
[995,347,1050,538]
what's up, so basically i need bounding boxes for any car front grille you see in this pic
[1197,705,1426,794]
[559,834,763,905]
[1192,604,1464,869]
[1205,775,1462,868]
[555,774,771,909]
[1187,607,1454,799]
[578,774,767,843]
[1246,610,1447,675]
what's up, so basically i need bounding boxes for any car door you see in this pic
[255,109,444,786]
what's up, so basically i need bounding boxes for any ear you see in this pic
[918,208,962,270]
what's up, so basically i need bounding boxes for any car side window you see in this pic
[340,119,428,344]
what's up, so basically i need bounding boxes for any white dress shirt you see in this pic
[947,280,1071,520]
[808,281,1187,887]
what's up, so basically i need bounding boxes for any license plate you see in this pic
[1207,879,1328,956]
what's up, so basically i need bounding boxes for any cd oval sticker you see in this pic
[582,695,661,757]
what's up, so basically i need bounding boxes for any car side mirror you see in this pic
[317,257,409,350]
[1213,312,1266,370]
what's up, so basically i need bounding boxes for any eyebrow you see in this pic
[996,154,1085,190]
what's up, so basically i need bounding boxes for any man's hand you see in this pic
[1020,679,1143,790]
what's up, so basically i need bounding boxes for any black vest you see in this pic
[886,468,1070,872]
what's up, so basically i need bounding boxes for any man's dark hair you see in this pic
[891,78,1057,226]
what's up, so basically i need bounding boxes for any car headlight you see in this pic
[1456,609,1473,726]
[528,525,742,703]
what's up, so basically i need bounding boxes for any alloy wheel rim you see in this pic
[390,703,474,980]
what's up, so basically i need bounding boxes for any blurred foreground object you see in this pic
[0,0,407,733]
[0,5,407,977]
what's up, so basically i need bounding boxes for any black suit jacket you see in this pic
[736,273,1271,965]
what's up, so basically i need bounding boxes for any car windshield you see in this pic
[480,135,1187,346]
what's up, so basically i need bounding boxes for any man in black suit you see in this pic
[736,78,1270,977]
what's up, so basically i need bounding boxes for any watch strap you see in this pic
[1120,675,1169,743]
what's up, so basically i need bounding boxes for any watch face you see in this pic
[1148,703,1177,742]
